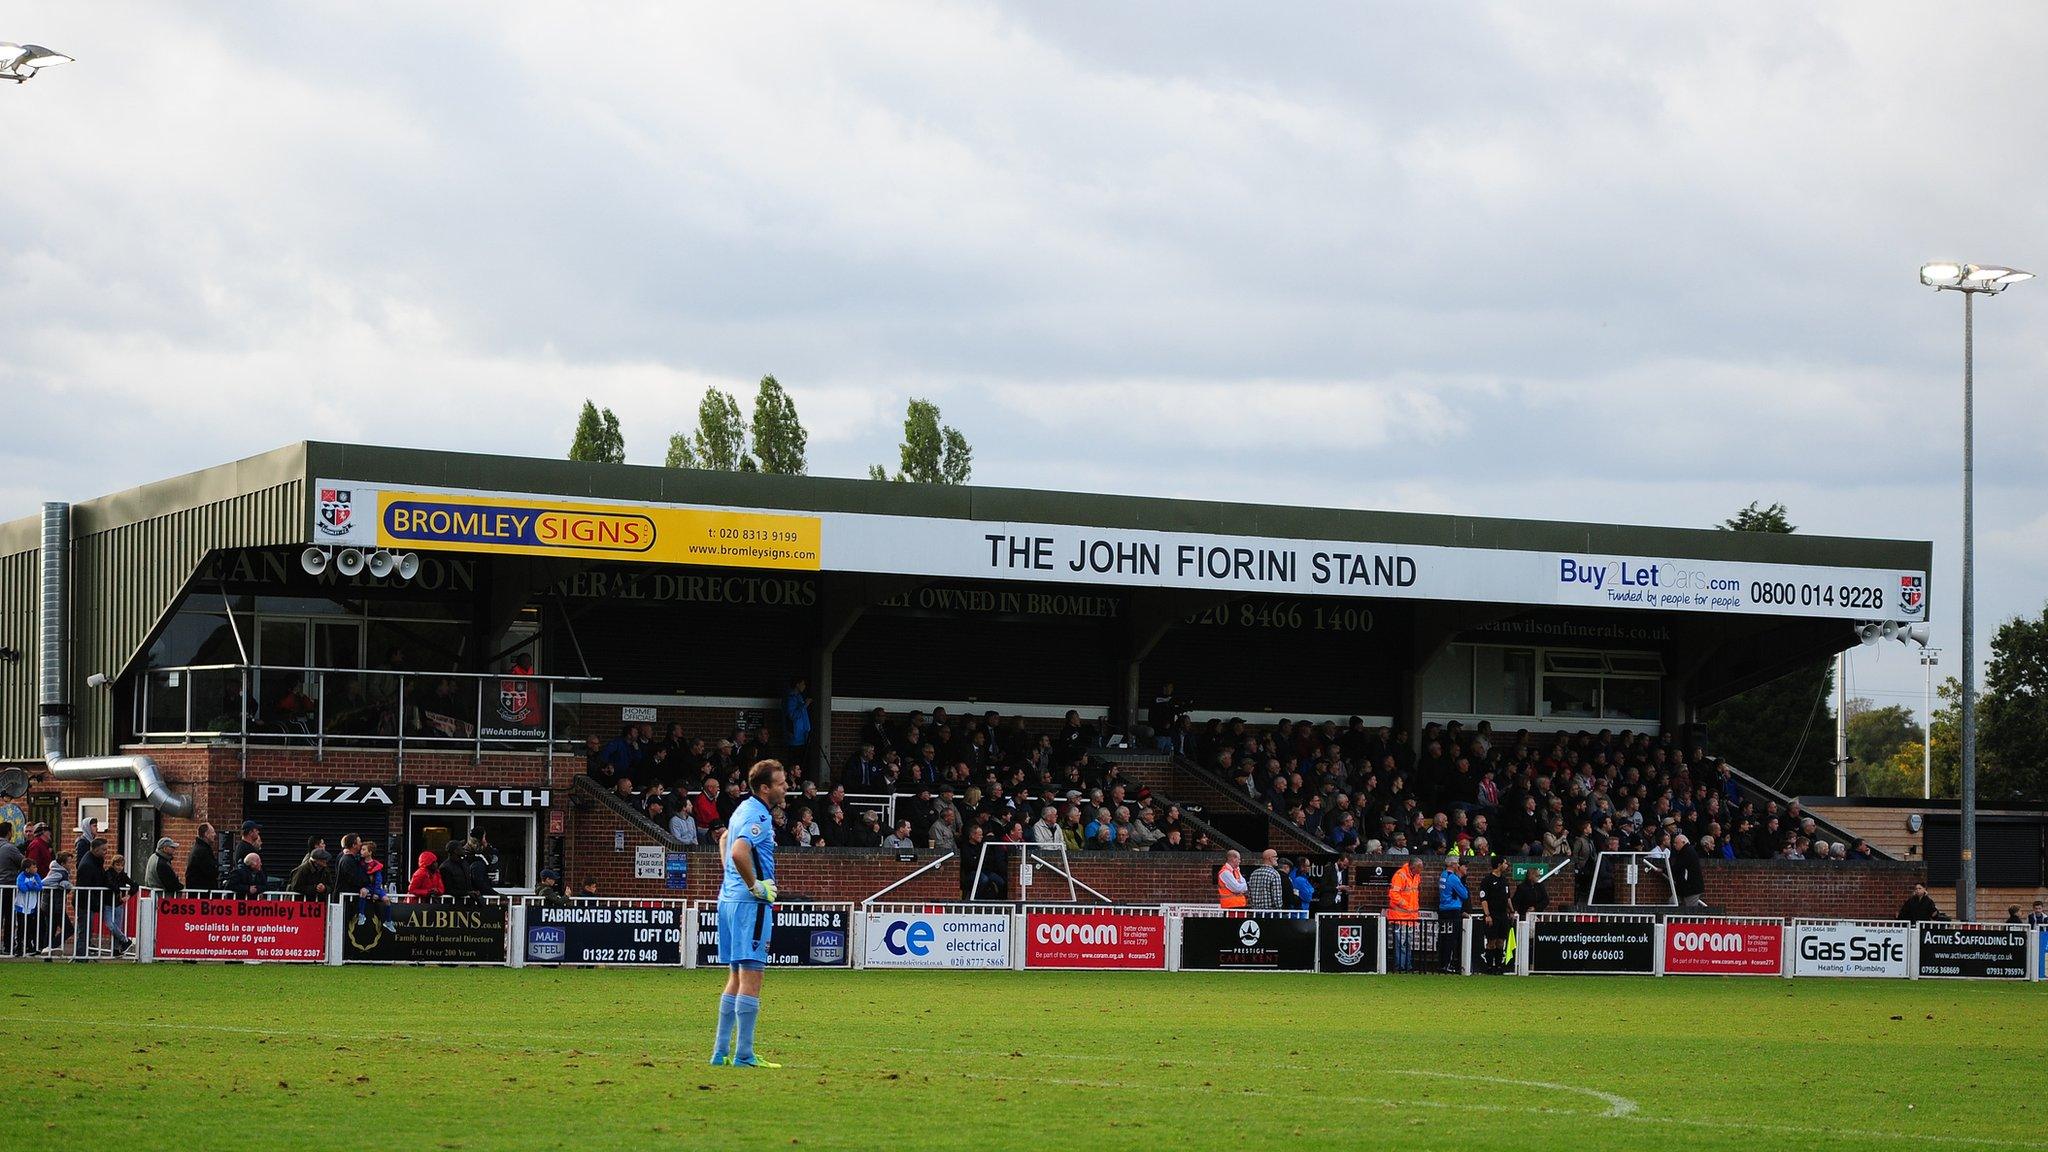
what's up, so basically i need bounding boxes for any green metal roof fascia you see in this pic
[0,443,309,554]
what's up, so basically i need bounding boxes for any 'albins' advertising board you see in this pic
[526,901,684,966]
[697,905,853,967]
[343,900,507,964]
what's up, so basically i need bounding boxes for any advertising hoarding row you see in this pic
[119,901,2048,980]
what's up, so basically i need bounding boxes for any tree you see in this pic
[1699,501,1836,794]
[872,397,971,484]
[1721,501,1794,533]
[665,387,754,472]
[568,400,626,464]
[1853,741,1925,798]
[1844,698,1922,778]
[1929,676,1961,798]
[1975,603,2048,803]
[750,375,809,475]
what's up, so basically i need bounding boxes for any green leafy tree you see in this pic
[1853,740,1926,798]
[1922,608,2048,802]
[750,375,809,475]
[872,397,971,484]
[1700,501,1836,794]
[1929,676,1961,797]
[568,400,626,464]
[665,387,755,472]
[1844,698,1922,777]
[1976,604,2048,803]
[1721,500,1794,533]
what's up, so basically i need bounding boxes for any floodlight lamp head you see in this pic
[0,43,72,82]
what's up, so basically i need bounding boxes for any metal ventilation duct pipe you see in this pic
[38,501,194,817]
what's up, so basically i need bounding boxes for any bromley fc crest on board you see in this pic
[1899,576,1925,616]
[1334,923,1366,967]
[317,488,354,537]
[497,679,536,726]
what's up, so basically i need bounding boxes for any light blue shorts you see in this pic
[716,897,772,969]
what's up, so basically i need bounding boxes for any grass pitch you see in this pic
[2,965,2041,1150]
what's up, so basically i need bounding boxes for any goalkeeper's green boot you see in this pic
[732,1054,781,1069]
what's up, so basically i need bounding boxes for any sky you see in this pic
[4,2,2045,723]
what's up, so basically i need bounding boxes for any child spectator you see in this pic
[410,850,446,899]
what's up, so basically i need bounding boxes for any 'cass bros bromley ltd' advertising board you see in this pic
[153,898,327,963]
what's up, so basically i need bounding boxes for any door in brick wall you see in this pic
[407,810,537,892]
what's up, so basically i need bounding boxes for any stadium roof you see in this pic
[0,441,1932,572]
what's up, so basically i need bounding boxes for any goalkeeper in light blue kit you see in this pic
[711,759,787,1068]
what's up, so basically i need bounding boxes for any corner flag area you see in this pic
[4,965,2039,1150]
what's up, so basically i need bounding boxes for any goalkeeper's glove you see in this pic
[751,878,778,903]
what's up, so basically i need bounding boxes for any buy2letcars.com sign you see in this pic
[862,912,1012,969]
[1661,920,1783,976]
[1023,912,1165,969]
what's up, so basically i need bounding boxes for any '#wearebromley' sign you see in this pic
[313,479,1928,622]
[153,898,327,962]
[1023,912,1166,970]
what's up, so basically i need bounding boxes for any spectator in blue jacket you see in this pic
[784,676,812,760]
[1437,857,1471,973]
[1285,857,1316,910]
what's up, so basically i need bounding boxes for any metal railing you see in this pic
[135,663,596,766]
[1,887,135,959]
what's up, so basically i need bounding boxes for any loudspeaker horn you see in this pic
[367,549,395,578]
[335,548,366,576]
[1856,622,1884,645]
[396,552,420,580]
[300,546,329,575]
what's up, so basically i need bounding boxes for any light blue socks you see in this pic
[734,994,761,1061]
[712,993,737,1062]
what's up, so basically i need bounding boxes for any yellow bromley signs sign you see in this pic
[315,484,820,571]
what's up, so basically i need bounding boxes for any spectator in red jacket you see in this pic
[409,850,446,899]
[694,780,725,833]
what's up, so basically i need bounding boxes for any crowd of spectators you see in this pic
[585,706,1220,861]
[1164,713,1881,877]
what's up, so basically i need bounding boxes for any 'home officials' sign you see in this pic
[314,479,1927,622]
